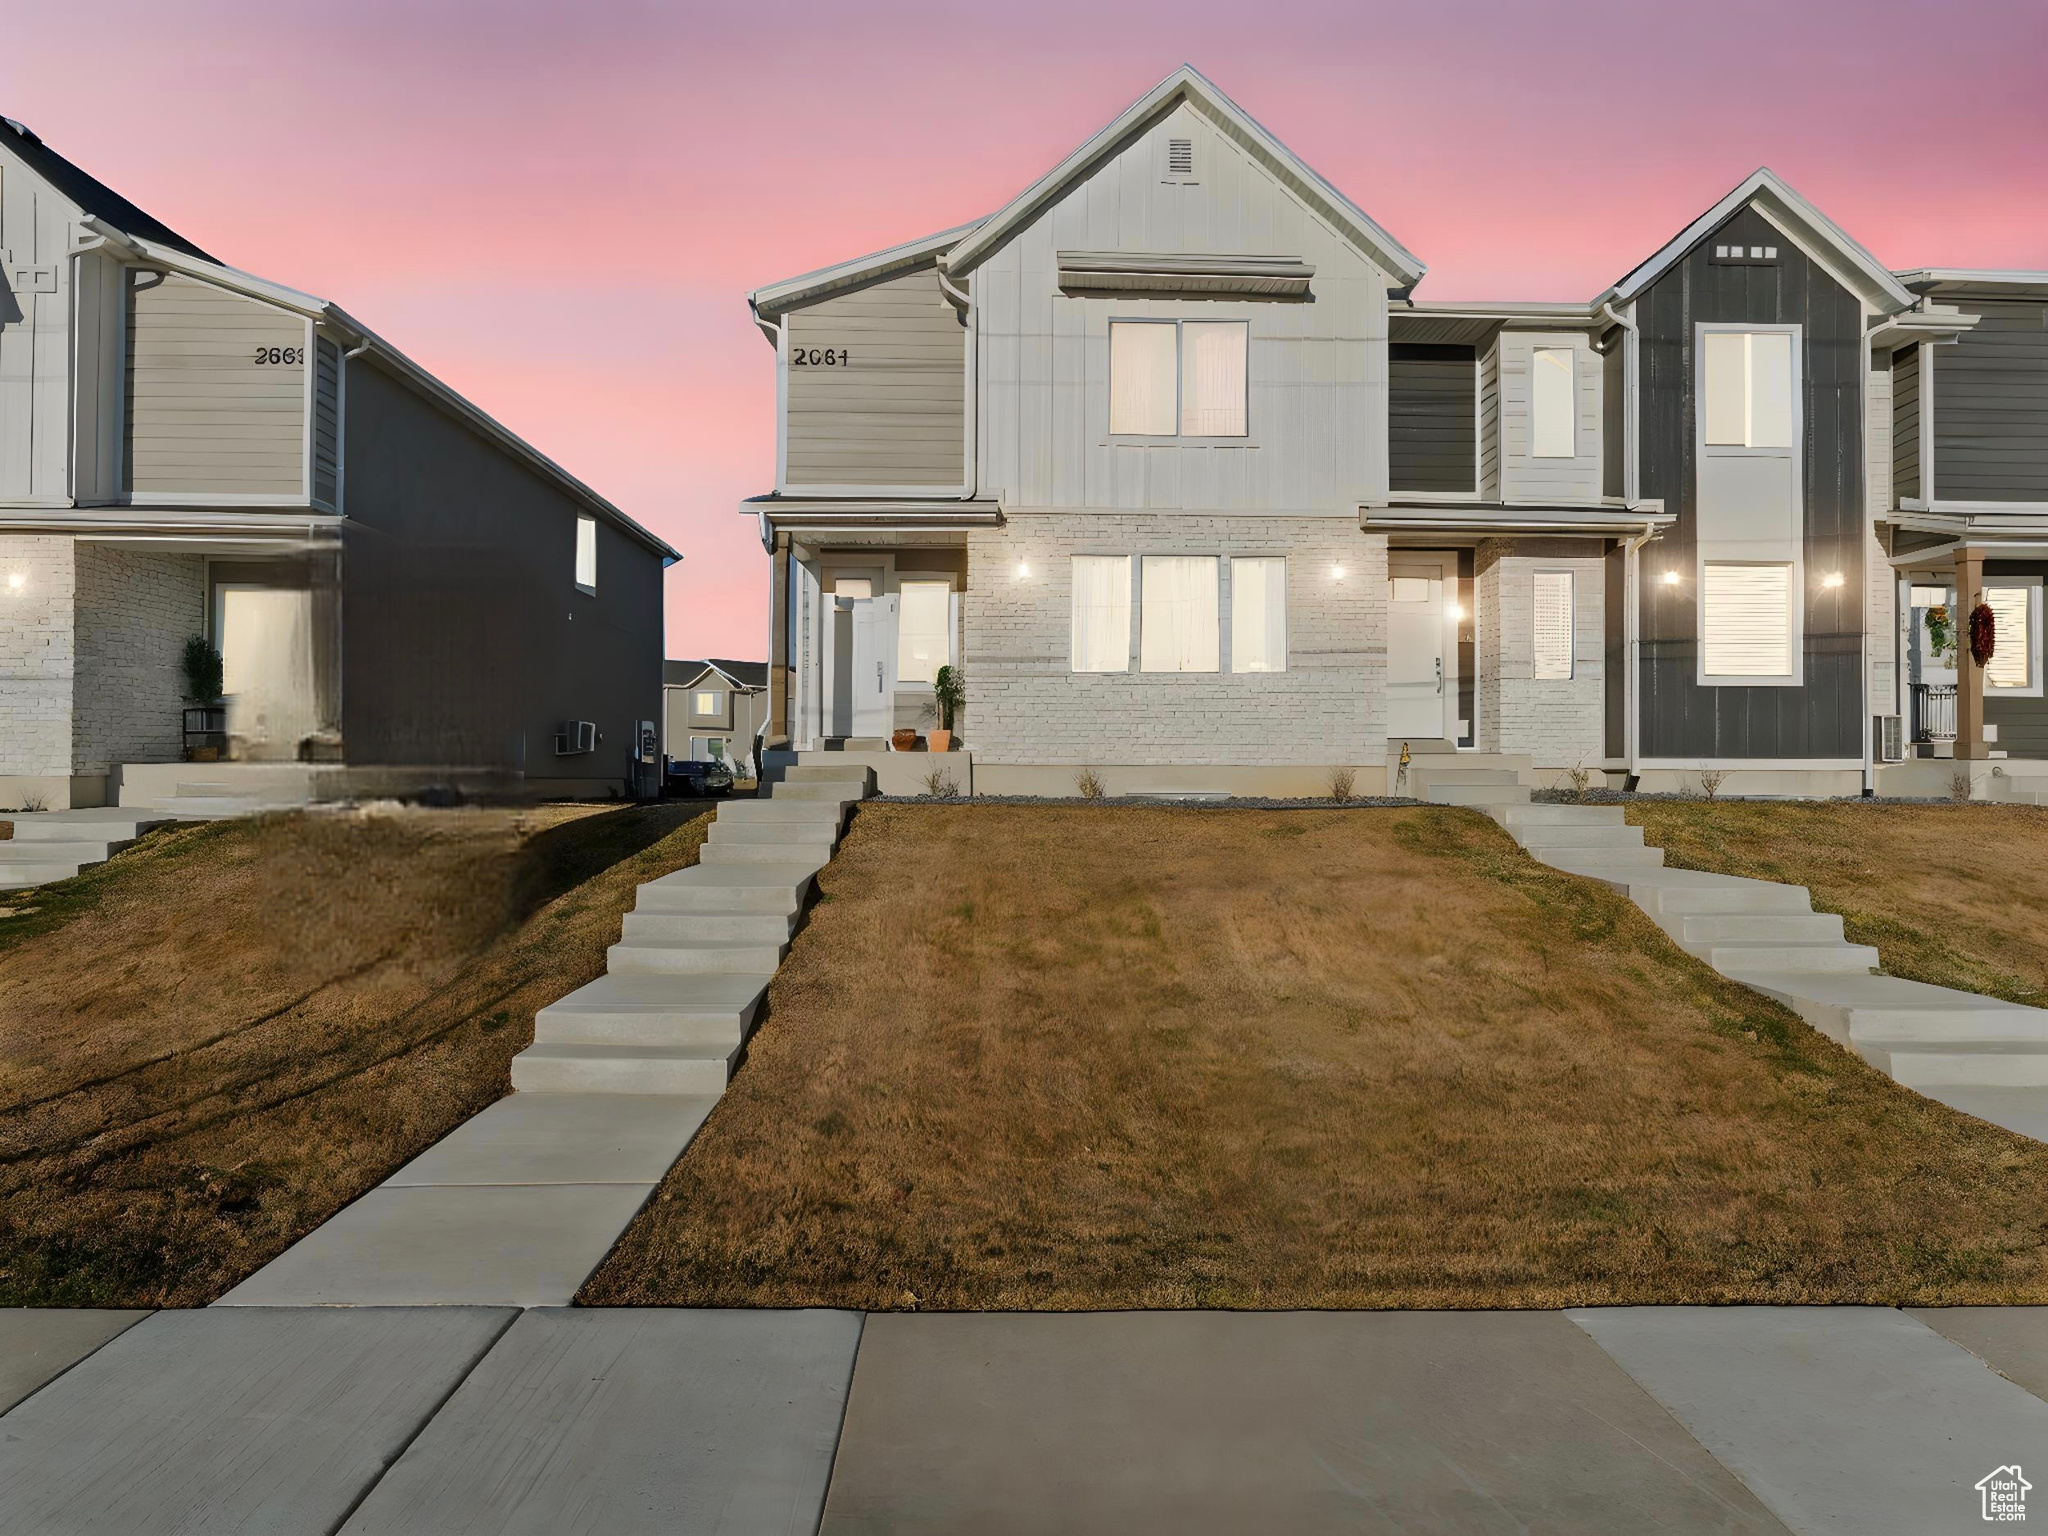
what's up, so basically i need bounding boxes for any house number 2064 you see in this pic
[791,348,849,365]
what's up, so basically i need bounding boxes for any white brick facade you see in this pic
[964,514,1387,766]
[0,535,76,777]
[72,544,207,774]
[1475,538,1606,768]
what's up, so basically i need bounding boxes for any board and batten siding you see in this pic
[1601,328,1625,499]
[1495,331,1603,503]
[1478,345,1500,500]
[1388,344,1475,494]
[1635,202,1865,761]
[0,156,77,501]
[974,101,1390,513]
[124,271,306,499]
[1892,343,1921,502]
[1932,301,2048,500]
[783,265,965,489]
[312,335,341,507]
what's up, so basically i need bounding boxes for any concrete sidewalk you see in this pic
[0,1304,2041,1534]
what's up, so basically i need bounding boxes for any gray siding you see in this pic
[312,336,341,508]
[785,265,965,489]
[339,361,663,785]
[1984,559,2048,757]
[1636,202,1864,760]
[1932,301,2048,500]
[124,272,305,498]
[1892,344,1921,502]
[1388,344,1475,493]
[1601,328,1625,498]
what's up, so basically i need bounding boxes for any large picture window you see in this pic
[1071,556,1132,672]
[1108,320,1248,438]
[1702,562,1794,679]
[1230,557,1287,673]
[1140,556,1220,672]
[897,580,952,685]
[1531,347,1576,459]
[1702,331,1794,449]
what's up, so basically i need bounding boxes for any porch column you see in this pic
[1954,546,1989,759]
[765,532,791,746]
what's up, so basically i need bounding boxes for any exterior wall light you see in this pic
[1450,603,1468,623]
[1821,571,1845,589]
[1015,561,1030,579]
[1331,564,1346,580]
[1661,570,1681,586]
[5,572,23,591]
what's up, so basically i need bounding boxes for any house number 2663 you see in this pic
[252,346,305,365]
[791,348,849,365]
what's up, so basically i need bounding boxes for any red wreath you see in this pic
[1969,601,1997,667]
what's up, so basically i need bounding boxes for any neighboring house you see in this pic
[742,65,2048,797]
[662,659,768,772]
[0,116,678,810]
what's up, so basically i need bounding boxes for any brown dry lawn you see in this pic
[1629,800,2048,1006]
[0,801,712,1306]
[583,802,2048,1311]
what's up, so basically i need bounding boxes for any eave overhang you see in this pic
[1363,501,1671,537]
[1893,269,2048,301]
[1056,250,1314,298]
[747,221,984,321]
[744,495,1003,548]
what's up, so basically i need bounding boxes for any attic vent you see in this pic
[1166,137,1195,179]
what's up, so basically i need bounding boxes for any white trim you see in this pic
[1899,499,2048,515]
[774,311,789,492]
[777,483,974,499]
[748,222,983,317]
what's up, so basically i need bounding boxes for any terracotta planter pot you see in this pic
[891,728,920,752]
[927,729,952,753]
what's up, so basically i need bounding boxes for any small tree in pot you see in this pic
[181,635,226,761]
[924,665,964,752]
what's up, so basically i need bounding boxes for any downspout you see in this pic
[1602,301,1650,784]
[936,261,978,501]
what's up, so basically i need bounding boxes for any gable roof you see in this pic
[1601,167,1914,314]
[0,116,214,261]
[750,222,981,321]
[941,66,1425,288]
[665,659,767,690]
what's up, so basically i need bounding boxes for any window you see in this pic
[574,515,597,590]
[897,579,952,685]
[1702,562,1794,678]
[1108,320,1247,438]
[694,689,722,714]
[1531,347,1576,459]
[1230,558,1287,673]
[1984,581,2042,695]
[1071,555,1132,672]
[1140,556,1220,672]
[1703,331,1794,448]
[1532,571,1574,680]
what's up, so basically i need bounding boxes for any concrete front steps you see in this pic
[0,808,174,889]
[1466,788,2048,1140]
[510,763,873,1096]
[113,762,318,820]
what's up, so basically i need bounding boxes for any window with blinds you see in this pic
[1140,556,1220,673]
[1070,555,1132,672]
[1984,583,2040,693]
[1230,557,1287,673]
[1702,562,1794,678]
[1532,570,1573,680]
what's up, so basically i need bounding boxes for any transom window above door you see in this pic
[1109,320,1248,438]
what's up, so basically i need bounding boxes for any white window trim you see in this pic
[1983,577,2044,698]
[1531,568,1575,681]
[1105,318,1252,445]
[1697,559,1803,688]
[1696,323,1802,458]
[574,514,597,594]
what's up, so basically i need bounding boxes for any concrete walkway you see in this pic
[1415,763,2048,1141]
[1,1304,2041,1534]
[219,764,874,1308]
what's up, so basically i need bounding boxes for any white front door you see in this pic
[850,593,897,739]
[1387,556,1457,741]
[215,585,317,761]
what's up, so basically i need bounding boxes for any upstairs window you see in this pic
[1531,347,1576,459]
[694,689,723,714]
[575,515,597,591]
[1703,331,1794,449]
[1109,320,1247,438]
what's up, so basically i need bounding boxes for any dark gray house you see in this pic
[741,67,2047,799]
[0,116,677,810]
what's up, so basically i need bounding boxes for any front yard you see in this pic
[582,803,2048,1311]
[0,801,712,1306]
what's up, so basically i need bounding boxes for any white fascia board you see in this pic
[748,221,985,318]
[1894,268,2048,296]
[940,65,1426,288]
[1397,300,1600,321]
[91,227,680,564]
[1599,168,1915,315]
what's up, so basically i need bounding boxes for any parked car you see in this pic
[665,757,735,797]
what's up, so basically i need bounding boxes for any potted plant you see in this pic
[180,635,227,762]
[925,664,964,753]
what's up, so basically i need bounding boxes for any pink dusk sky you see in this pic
[9,0,2044,658]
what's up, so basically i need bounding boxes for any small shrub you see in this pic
[1562,760,1593,802]
[1327,766,1357,803]
[1951,770,1975,803]
[1075,767,1106,801]
[921,766,960,799]
[18,795,46,814]
[180,635,224,704]
[1696,766,1730,801]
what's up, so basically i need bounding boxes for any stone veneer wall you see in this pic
[71,545,208,774]
[0,535,77,778]
[1476,537,1606,770]
[964,514,1386,766]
